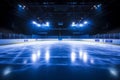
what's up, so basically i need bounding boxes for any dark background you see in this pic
[0,0,119,35]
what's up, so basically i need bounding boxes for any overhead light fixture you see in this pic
[79,24,83,27]
[83,21,88,24]
[71,22,77,27]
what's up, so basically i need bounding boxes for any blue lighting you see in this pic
[32,21,41,27]
[83,21,88,24]
[3,67,12,76]
[32,21,37,24]
[32,21,50,27]
[109,67,118,77]
[71,22,76,27]
[97,4,102,8]
[71,51,76,62]
[18,4,22,8]
[46,22,50,26]
[18,4,26,11]
[31,53,37,62]
[79,24,84,27]
[37,24,41,27]
[79,50,83,59]
[71,20,90,29]
[37,50,41,58]
[45,50,50,62]
[93,4,102,12]
[22,5,26,9]
[43,22,50,27]
[18,4,26,12]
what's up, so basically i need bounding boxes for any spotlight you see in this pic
[32,20,50,28]
[83,21,88,24]
[97,4,102,8]
[79,24,83,27]
[41,22,50,27]
[71,22,76,27]
[3,67,11,76]
[32,21,37,24]
[18,4,26,10]
[32,21,41,27]
[23,5,26,9]
[18,4,22,8]
[46,22,50,26]
[37,24,41,27]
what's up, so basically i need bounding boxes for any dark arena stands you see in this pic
[0,0,120,80]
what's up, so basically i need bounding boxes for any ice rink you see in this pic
[0,40,120,80]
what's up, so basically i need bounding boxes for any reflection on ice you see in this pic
[45,50,50,62]
[109,67,118,77]
[71,51,76,62]
[23,60,27,64]
[79,50,88,63]
[90,58,94,64]
[31,49,41,63]
[37,50,41,58]
[79,50,83,59]
[3,67,11,76]
[0,41,120,69]
[31,53,37,62]
[83,52,88,63]
[0,40,120,80]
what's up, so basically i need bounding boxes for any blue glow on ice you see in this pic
[32,53,37,62]
[18,4,22,8]
[45,50,50,62]
[83,52,88,63]
[37,50,41,58]
[79,24,84,27]
[45,22,50,26]
[71,51,76,62]
[3,67,11,76]
[71,22,77,27]
[83,21,88,24]
[109,67,118,77]
[32,21,37,24]
[32,21,50,27]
